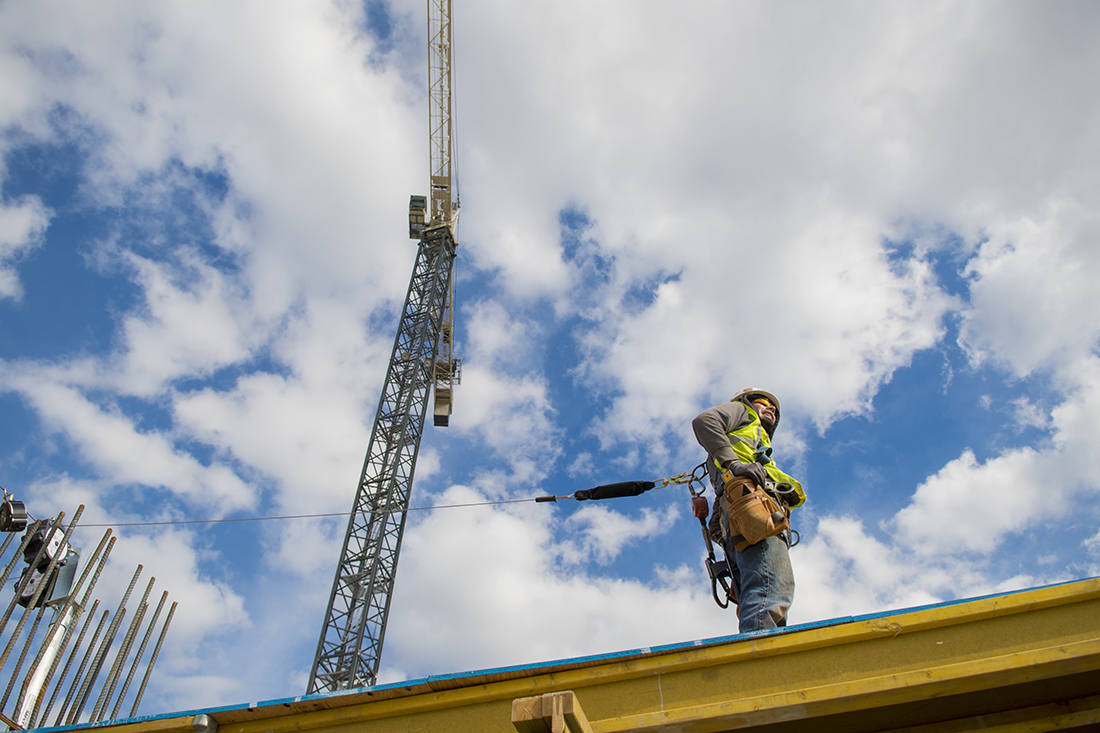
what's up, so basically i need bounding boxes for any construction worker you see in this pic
[692,389,806,632]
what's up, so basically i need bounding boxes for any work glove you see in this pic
[729,461,768,487]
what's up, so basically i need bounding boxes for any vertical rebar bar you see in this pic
[68,563,140,724]
[93,576,153,722]
[96,600,146,722]
[54,607,109,727]
[23,530,114,728]
[0,520,41,593]
[22,603,76,731]
[129,601,175,719]
[0,532,16,567]
[68,605,126,725]
[37,598,99,730]
[0,601,48,711]
[110,591,167,721]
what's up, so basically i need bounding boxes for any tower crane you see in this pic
[307,0,459,693]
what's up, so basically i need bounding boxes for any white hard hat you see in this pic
[732,388,781,424]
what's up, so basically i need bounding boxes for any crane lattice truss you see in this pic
[307,225,456,693]
[428,0,455,227]
[308,0,458,694]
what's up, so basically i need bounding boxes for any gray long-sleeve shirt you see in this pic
[692,400,755,472]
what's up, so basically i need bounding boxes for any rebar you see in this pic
[0,518,51,642]
[95,601,145,722]
[0,510,81,673]
[0,532,16,566]
[68,605,125,725]
[23,530,115,728]
[93,576,154,722]
[0,601,48,710]
[40,599,100,728]
[54,607,109,727]
[68,564,141,724]
[19,529,113,726]
[0,520,40,592]
[129,601,175,719]
[111,591,167,721]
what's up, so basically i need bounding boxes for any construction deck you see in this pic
[37,575,1100,732]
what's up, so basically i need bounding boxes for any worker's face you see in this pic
[751,399,777,428]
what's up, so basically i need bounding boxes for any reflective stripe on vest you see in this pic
[715,405,807,509]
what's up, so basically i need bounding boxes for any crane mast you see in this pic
[307,0,459,694]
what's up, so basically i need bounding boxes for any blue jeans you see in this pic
[715,488,796,632]
[730,534,794,632]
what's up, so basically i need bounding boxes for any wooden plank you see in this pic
[512,691,594,733]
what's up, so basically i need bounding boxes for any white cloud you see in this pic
[959,200,1100,377]
[114,250,264,396]
[1086,530,1100,557]
[792,515,944,623]
[892,447,1053,555]
[2,366,255,511]
[559,502,680,566]
[1010,397,1050,432]
[0,196,51,301]
[381,485,726,680]
[567,452,595,479]
[888,321,1100,559]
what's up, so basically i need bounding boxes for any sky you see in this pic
[1,0,1099,719]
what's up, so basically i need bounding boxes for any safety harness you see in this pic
[536,405,804,610]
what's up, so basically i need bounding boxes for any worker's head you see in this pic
[732,388,780,434]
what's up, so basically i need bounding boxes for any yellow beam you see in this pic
[599,637,1100,732]
[882,692,1100,733]
[84,716,207,733]
[77,578,1100,733]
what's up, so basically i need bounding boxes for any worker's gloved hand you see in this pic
[729,461,767,487]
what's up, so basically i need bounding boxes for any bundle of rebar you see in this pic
[0,506,177,729]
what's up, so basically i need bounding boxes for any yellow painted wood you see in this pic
[882,692,1100,733]
[76,578,1100,733]
[82,716,202,733]
[596,637,1100,732]
[205,592,1100,733]
[512,691,594,733]
[208,577,1100,729]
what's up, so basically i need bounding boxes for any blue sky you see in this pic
[2,0,1100,719]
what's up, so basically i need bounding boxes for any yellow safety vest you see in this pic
[717,406,807,509]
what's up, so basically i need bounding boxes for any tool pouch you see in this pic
[723,476,789,552]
